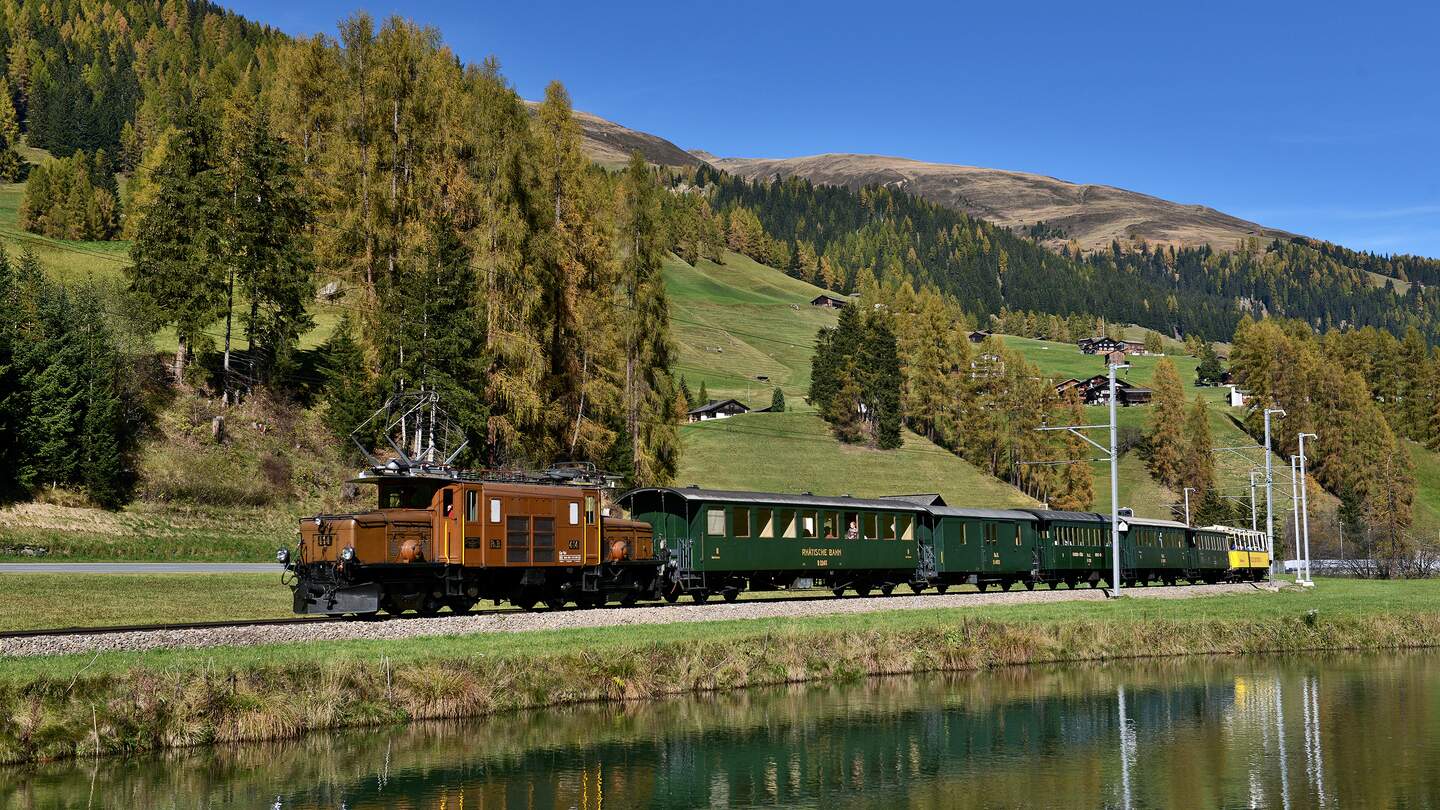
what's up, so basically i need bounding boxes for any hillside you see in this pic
[705,153,1294,253]
[678,410,1037,508]
[526,102,705,169]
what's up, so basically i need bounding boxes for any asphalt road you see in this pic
[0,563,276,574]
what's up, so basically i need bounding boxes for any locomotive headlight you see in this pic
[276,548,291,566]
[340,546,356,562]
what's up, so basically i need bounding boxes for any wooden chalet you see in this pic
[810,293,850,309]
[967,330,992,343]
[687,399,751,423]
[1054,375,1152,407]
[1077,337,1153,356]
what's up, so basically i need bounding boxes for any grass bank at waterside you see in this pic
[2,579,1436,765]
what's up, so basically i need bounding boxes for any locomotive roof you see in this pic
[619,487,929,513]
[927,506,1037,521]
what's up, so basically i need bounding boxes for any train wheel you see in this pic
[909,582,927,594]
[832,586,846,597]
[663,589,679,603]
[1001,580,1014,592]
[976,581,989,593]
[620,592,640,607]
[936,584,950,595]
[881,583,895,596]
[545,598,567,611]
[1025,580,1036,591]
[691,590,710,604]
[722,587,740,603]
[447,599,476,615]
[856,584,873,597]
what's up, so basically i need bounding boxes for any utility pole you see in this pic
[1183,487,1195,526]
[1298,432,1317,587]
[1036,362,1130,597]
[1263,408,1286,584]
[1296,449,1307,576]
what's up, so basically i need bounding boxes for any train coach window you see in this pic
[843,512,859,539]
[756,508,773,538]
[882,515,896,540]
[823,512,838,539]
[862,513,877,540]
[569,502,579,525]
[466,491,478,522]
[801,512,817,539]
[778,510,796,539]
[984,523,997,544]
[489,498,502,524]
[900,515,914,541]
[734,508,751,538]
[706,508,726,536]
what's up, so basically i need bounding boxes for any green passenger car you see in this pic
[1027,510,1115,588]
[925,508,1040,591]
[1123,518,1192,583]
[618,487,925,601]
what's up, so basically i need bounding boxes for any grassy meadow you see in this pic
[677,409,1036,507]
[0,573,295,631]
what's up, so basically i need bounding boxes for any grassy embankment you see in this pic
[2,579,1437,764]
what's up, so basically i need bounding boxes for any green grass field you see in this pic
[999,334,1230,405]
[677,409,1036,507]
[665,251,837,405]
[0,501,303,561]
[0,578,1411,682]
[0,573,295,631]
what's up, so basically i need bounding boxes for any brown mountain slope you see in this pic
[706,153,1295,252]
[526,101,704,169]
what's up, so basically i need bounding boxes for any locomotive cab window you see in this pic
[569,502,580,526]
[466,490,478,522]
[706,508,726,537]
[442,489,454,517]
[585,496,597,525]
[489,498,501,524]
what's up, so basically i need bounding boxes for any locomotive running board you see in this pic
[294,582,382,615]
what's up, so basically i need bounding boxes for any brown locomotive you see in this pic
[283,463,664,615]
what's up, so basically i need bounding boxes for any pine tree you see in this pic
[220,85,315,384]
[1050,388,1094,510]
[860,314,903,449]
[678,375,693,410]
[770,387,786,412]
[74,287,135,508]
[0,78,22,182]
[319,313,375,448]
[1145,357,1187,489]
[128,110,227,380]
[0,246,25,501]
[1196,341,1225,385]
[1181,394,1216,498]
[697,380,709,405]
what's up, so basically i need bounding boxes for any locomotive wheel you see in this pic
[447,599,476,615]
[722,587,740,603]
[936,584,949,595]
[620,592,640,607]
[514,598,538,612]
[418,598,442,617]
[691,590,710,604]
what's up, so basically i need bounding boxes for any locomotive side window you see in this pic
[489,498,501,524]
[706,508,726,536]
[532,517,555,562]
[585,496,597,524]
[466,491,478,522]
[756,508,773,538]
[507,516,529,563]
[734,508,751,538]
[569,502,579,525]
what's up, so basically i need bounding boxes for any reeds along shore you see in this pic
[3,608,1439,766]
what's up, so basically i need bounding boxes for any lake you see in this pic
[5,652,1438,808]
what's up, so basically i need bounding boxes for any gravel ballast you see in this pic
[2,582,1269,659]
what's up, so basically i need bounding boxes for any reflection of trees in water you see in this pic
[4,654,1440,809]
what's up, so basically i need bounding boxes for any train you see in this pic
[281,464,1270,616]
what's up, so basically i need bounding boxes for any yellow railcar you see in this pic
[1203,525,1269,582]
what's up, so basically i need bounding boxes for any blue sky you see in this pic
[230,0,1440,257]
